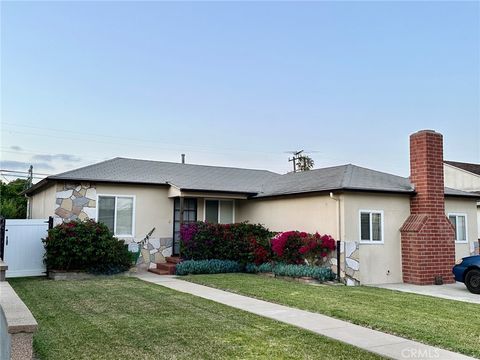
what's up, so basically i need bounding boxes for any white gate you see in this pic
[3,219,49,278]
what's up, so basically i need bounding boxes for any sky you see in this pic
[1,1,479,182]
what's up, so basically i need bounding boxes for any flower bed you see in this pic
[177,260,334,283]
[178,223,337,282]
[180,222,336,267]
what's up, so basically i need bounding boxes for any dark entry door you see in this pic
[173,198,197,256]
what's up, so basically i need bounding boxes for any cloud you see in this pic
[0,160,55,171]
[10,145,22,151]
[32,153,82,162]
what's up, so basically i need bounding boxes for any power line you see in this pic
[0,169,53,176]
[2,123,287,156]
[0,174,45,180]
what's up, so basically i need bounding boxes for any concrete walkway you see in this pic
[374,282,480,304]
[135,272,475,360]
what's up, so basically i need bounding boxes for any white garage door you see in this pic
[3,219,49,278]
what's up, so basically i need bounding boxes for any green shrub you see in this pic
[273,264,334,282]
[43,219,134,275]
[176,259,243,275]
[180,222,272,264]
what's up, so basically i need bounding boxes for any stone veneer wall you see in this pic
[134,238,173,269]
[54,182,97,225]
[327,241,360,286]
[53,181,173,267]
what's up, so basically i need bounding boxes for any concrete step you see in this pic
[156,262,176,275]
[148,268,170,275]
[166,257,181,264]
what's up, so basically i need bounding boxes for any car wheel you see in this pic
[465,269,480,294]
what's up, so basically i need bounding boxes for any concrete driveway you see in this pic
[374,282,480,304]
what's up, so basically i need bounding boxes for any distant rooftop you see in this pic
[445,161,480,176]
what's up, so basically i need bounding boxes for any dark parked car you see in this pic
[453,255,480,294]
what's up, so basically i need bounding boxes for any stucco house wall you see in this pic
[342,192,410,285]
[445,197,479,258]
[444,164,480,192]
[95,183,173,240]
[235,194,339,238]
[29,184,56,219]
[444,164,480,238]
[28,182,246,268]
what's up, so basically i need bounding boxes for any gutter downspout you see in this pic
[25,194,31,219]
[330,192,342,282]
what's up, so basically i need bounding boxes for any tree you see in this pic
[0,179,28,218]
[296,155,314,171]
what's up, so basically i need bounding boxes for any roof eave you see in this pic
[253,187,415,199]
[21,178,52,196]
[179,187,258,196]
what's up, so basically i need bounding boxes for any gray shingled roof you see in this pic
[254,164,414,197]
[25,157,479,199]
[48,157,281,194]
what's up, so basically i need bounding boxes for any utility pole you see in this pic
[26,165,33,190]
[288,150,303,173]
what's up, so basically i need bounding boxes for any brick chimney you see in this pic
[400,130,456,285]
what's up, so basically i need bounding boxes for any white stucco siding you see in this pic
[343,193,411,285]
[445,197,479,259]
[236,195,339,238]
[29,184,56,219]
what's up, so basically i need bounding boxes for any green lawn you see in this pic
[183,273,480,358]
[9,277,382,360]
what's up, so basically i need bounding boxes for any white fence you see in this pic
[3,219,49,278]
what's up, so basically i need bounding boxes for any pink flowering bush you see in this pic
[299,233,336,265]
[272,231,336,265]
[271,231,307,264]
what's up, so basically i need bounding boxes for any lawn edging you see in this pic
[0,263,37,360]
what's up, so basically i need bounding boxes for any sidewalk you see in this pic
[373,282,480,304]
[135,272,475,360]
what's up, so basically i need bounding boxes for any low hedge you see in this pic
[246,263,335,282]
[182,260,335,282]
[176,259,243,275]
[273,264,334,282]
[245,262,274,274]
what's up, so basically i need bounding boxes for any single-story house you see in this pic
[444,160,480,239]
[24,130,479,285]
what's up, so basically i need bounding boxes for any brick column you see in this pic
[401,130,455,285]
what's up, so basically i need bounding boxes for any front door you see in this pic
[173,198,197,256]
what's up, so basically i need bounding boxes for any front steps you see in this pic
[148,257,180,275]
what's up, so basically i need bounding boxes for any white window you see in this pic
[359,210,384,243]
[97,195,135,237]
[448,213,467,243]
[204,199,235,224]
